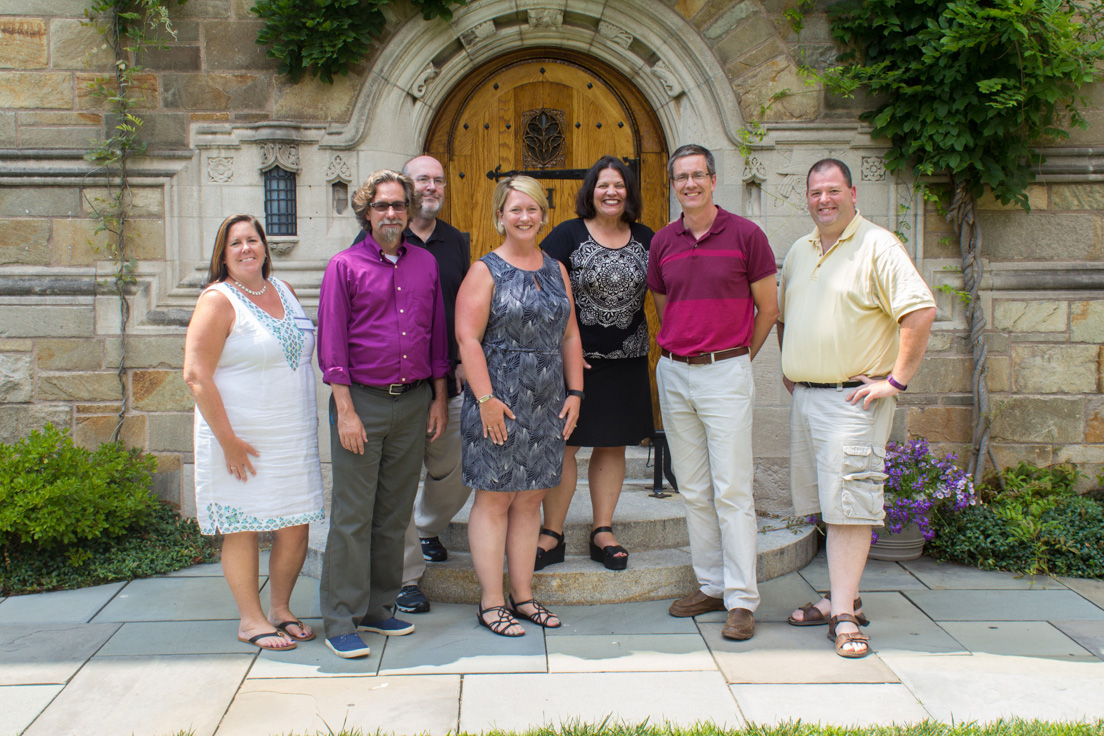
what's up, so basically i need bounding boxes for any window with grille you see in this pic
[264,166,297,235]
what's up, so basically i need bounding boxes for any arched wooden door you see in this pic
[425,49,669,428]
[426,50,669,250]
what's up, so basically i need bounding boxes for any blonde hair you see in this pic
[351,169,417,232]
[491,176,548,236]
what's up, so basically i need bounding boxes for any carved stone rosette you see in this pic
[259,142,300,172]
[207,156,233,183]
[861,156,887,182]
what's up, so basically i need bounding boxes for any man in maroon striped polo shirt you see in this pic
[646,144,779,641]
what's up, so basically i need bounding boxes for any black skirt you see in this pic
[568,355,654,447]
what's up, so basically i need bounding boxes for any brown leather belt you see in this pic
[661,346,749,365]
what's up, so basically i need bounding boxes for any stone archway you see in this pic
[315,0,755,218]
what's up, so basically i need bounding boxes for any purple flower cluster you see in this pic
[877,438,976,542]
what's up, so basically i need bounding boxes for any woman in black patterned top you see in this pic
[536,156,655,571]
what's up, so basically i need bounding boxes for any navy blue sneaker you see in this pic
[420,536,448,562]
[356,616,415,636]
[396,584,431,614]
[325,632,371,659]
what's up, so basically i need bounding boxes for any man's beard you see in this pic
[419,197,442,218]
[376,222,403,245]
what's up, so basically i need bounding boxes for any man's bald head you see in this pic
[403,155,446,219]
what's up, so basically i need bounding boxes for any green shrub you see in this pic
[930,462,1104,578]
[0,424,157,553]
[1,501,218,595]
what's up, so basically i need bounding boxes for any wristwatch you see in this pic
[567,389,585,400]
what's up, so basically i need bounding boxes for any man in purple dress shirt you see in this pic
[316,169,450,659]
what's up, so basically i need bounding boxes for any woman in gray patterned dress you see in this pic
[456,177,585,637]
[536,157,655,572]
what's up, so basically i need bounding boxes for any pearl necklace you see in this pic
[233,279,268,296]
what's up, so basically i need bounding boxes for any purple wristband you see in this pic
[886,375,907,391]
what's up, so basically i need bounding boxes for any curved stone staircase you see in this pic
[304,447,817,605]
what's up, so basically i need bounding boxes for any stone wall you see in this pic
[913,182,1104,486]
[0,0,1101,513]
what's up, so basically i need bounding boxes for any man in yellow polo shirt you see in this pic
[777,158,936,659]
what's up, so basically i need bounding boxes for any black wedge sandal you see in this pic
[534,528,565,571]
[589,526,628,570]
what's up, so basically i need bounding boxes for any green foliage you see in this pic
[821,0,1104,209]
[782,0,816,35]
[930,462,1104,577]
[251,0,468,84]
[1,502,218,596]
[0,425,156,554]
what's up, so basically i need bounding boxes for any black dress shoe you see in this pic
[420,536,447,562]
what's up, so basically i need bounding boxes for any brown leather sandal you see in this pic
[827,613,871,658]
[787,594,870,627]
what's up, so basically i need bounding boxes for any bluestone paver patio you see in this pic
[2,551,1103,735]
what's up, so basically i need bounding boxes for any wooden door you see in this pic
[426,49,669,428]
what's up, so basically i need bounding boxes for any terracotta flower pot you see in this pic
[869,523,926,561]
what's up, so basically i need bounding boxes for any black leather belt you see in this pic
[354,379,425,395]
[661,346,749,365]
[798,381,863,389]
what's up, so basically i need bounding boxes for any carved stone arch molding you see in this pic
[320,0,748,182]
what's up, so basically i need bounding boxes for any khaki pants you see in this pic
[656,354,759,612]
[789,384,895,525]
[400,394,471,585]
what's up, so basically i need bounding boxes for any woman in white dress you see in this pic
[184,214,324,650]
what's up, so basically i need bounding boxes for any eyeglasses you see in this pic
[672,171,711,184]
[368,200,408,212]
[413,176,446,187]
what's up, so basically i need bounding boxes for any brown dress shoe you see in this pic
[668,590,726,618]
[722,608,755,640]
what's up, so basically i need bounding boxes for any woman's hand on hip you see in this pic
[480,398,515,446]
[223,436,260,482]
[559,395,582,440]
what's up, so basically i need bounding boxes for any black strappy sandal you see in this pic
[507,595,561,628]
[589,526,628,570]
[534,527,565,571]
[477,603,524,637]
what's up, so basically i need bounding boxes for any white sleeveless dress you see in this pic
[193,279,325,534]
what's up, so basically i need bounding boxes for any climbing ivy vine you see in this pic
[818,0,1104,482]
[83,0,182,442]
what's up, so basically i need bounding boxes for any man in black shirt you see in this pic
[394,155,471,613]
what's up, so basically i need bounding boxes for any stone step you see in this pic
[302,487,818,605]
[573,445,660,484]
[419,518,817,605]
[438,482,685,554]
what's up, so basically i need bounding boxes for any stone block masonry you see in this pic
[0,0,1100,518]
